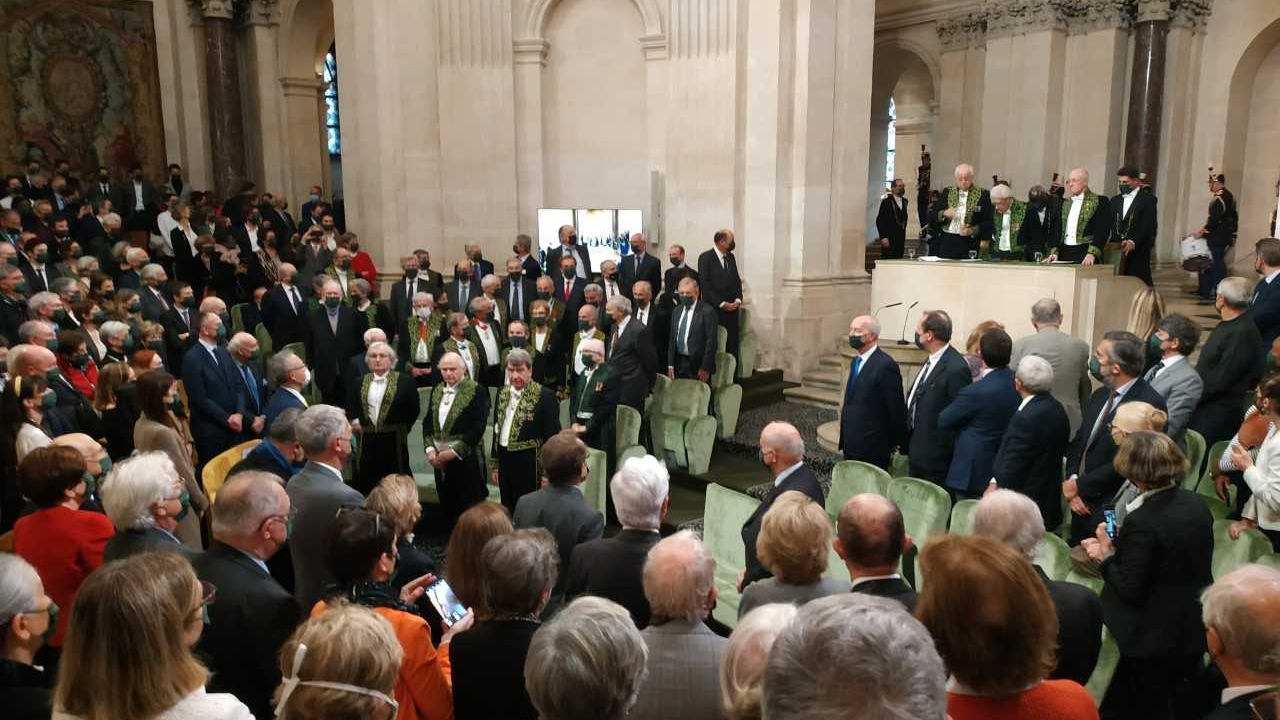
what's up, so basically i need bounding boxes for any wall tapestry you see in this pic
[0,0,165,176]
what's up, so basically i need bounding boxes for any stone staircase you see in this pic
[784,342,930,412]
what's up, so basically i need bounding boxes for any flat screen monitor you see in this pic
[537,208,642,273]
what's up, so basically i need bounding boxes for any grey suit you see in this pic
[630,619,728,720]
[1011,326,1093,436]
[286,461,364,612]
[737,576,849,619]
[512,484,604,603]
[1145,357,1203,443]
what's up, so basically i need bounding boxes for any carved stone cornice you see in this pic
[189,0,238,21]
[513,38,549,67]
[983,0,1068,38]
[1135,0,1171,23]
[936,11,986,52]
[245,0,279,26]
[1168,0,1213,31]
[1056,0,1139,33]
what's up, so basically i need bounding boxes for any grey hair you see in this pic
[99,320,131,342]
[583,283,602,297]
[481,274,500,291]
[483,528,560,616]
[990,184,1014,202]
[362,327,387,346]
[857,316,882,337]
[294,404,350,456]
[643,530,716,623]
[762,594,947,720]
[505,348,532,369]
[268,349,300,384]
[268,407,302,444]
[412,291,434,306]
[365,340,397,365]
[76,256,99,273]
[124,247,148,264]
[1201,564,1280,675]
[446,312,468,333]
[1030,298,1062,325]
[17,320,53,343]
[140,263,165,282]
[0,554,42,624]
[100,451,177,531]
[762,421,805,463]
[721,603,798,720]
[227,332,256,353]
[610,455,670,530]
[525,596,648,720]
[468,296,491,315]
[1156,312,1201,356]
[1014,355,1054,394]
[211,470,285,538]
[580,337,604,356]
[971,489,1045,560]
[26,291,60,313]
[1219,276,1250,310]
[606,294,632,315]
[49,277,78,296]
[351,278,371,296]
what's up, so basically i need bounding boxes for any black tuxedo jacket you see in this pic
[20,263,60,294]
[666,300,718,373]
[304,306,362,399]
[388,276,433,333]
[1067,380,1167,505]
[905,346,972,473]
[618,252,661,299]
[565,528,660,628]
[875,195,909,245]
[1203,689,1277,720]
[1099,487,1213,658]
[1037,566,1103,686]
[1020,200,1058,255]
[444,278,483,313]
[696,249,743,310]
[660,265,699,309]
[1252,277,1280,350]
[545,244,593,282]
[520,254,542,281]
[991,393,1071,531]
[1111,188,1158,250]
[839,348,907,469]
[49,371,101,438]
[741,464,825,587]
[552,275,588,321]
[261,284,308,349]
[193,541,301,720]
[160,306,199,378]
[498,276,537,324]
[608,318,658,408]
[138,285,171,322]
[345,371,421,430]
[850,577,917,612]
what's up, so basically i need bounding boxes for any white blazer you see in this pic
[1243,424,1280,532]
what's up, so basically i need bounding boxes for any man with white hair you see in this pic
[1191,276,1265,450]
[928,163,991,259]
[1045,167,1112,266]
[762,594,947,720]
[118,246,148,289]
[426,351,491,528]
[227,331,267,441]
[48,277,82,330]
[492,348,562,509]
[565,454,670,627]
[619,232,661,301]
[480,273,508,329]
[839,314,907,470]
[599,259,623,302]
[398,290,440,387]
[346,340,419,494]
[348,326,386,378]
[604,294,657,411]
[989,183,1030,260]
[990,354,1071,530]
[629,530,726,720]
[569,336,620,455]
[101,451,199,560]
[194,470,301,720]
[972,489,1102,685]
[469,295,502,387]
[1200,565,1280,719]
[740,421,824,590]
[261,261,307,349]
[24,292,61,332]
[137,263,170,321]
[1010,297,1093,435]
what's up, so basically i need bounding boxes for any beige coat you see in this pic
[134,416,208,549]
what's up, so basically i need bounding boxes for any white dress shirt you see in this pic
[947,191,969,234]
[132,181,145,211]
[457,340,476,379]
[675,304,695,353]
[1064,193,1085,245]
[499,387,522,447]
[635,303,649,326]
[413,322,433,363]
[1120,189,1137,218]
[437,383,458,429]
[198,337,220,364]
[365,372,389,427]
[999,211,1013,251]
[1148,353,1185,381]
[156,211,180,256]
[604,278,621,301]
[335,268,348,295]
[533,328,549,353]
[772,461,805,487]
[475,322,499,367]
[906,346,949,406]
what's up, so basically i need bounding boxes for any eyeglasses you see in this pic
[200,580,218,608]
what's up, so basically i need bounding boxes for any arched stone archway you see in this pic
[867,43,938,250]
[276,0,335,210]
[1224,17,1280,245]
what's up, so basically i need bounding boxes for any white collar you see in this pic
[283,387,306,403]
[1114,377,1137,398]
[715,247,728,262]
[1071,192,1086,202]
[773,461,804,487]
[314,461,345,481]
[1158,354,1186,369]
[1018,394,1035,411]
[198,338,218,352]
[442,382,459,393]
[850,573,901,588]
[370,372,389,382]
[857,344,878,361]
[926,346,948,365]
[617,315,631,334]
[1125,483,1176,513]
[1266,269,1280,284]
[1222,685,1277,704]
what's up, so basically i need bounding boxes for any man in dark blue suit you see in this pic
[227,332,268,444]
[739,421,825,591]
[182,312,241,476]
[263,348,310,430]
[1249,237,1280,353]
[1063,331,1166,545]
[904,310,972,484]
[938,327,1021,500]
[991,355,1072,531]
[838,315,907,470]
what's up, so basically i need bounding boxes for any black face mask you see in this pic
[669,257,682,268]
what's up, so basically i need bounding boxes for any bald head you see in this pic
[1202,565,1280,682]
[279,262,297,283]
[760,421,804,466]
[1067,167,1090,196]
[836,494,908,574]
[15,344,56,376]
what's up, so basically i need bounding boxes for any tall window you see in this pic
[884,96,896,187]
[323,44,341,155]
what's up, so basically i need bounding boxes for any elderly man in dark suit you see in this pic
[991,355,1072,531]
[740,421,825,591]
[260,263,308,349]
[839,314,906,471]
[263,349,310,429]
[1063,331,1166,545]
[619,232,661,301]
[696,229,743,369]
[1192,276,1265,450]
[904,309,972,485]
[182,312,242,477]
[938,327,1020,500]
[227,331,268,444]
[193,471,301,720]
[304,279,361,405]
[445,258,483,314]
[568,336,620,456]
[513,430,604,609]
[286,404,365,613]
[388,255,435,333]
[1199,565,1280,720]
[604,295,658,412]
[667,276,717,384]
[512,233,542,281]
[345,341,420,495]
[973,490,1102,686]
[565,454,668,628]
[545,224,592,282]
[834,493,917,611]
[500,255,536,325]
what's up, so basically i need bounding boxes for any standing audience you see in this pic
[738,491,847,618]
[443,502,514,619]
[834,494,917,610]
[132,370,206,548]
[0,554,55,720]
[100,451,197,560]
[991,354,1072,530]
[273,604,402,720]
[1199,565,1280,720]
[719,604,797,720]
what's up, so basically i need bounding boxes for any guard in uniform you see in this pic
[876,179,909,260]
[1198,171,1237,300]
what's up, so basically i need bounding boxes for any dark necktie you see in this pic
[512,281,523,320]
[907,359,931,428]
[677,308,691,355]
[291,287,301,312]
[845,355,863,405]
[241,364,260,410]
[1081,390,1120,476]
[1144,361,1165,383]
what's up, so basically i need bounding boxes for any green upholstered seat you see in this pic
[702,484,761,629]
[254,323,274,357]
[737,307,758,377]
[1065,568,1104,595]
[559,397,571,430]
[889,452,910,480]
[581,448,608,515]
[282,341,307,364]
[1198,440,1232,496]
[1181,429,1206,491]
[887,477,952,589]
[617,444,648,470]
[711,353,742,440]
[824,543,851,583]
[647,373,671,418]
[1213,518,1272,579]
[651,379,716,475]
[1036,532,1072,581]
[949,499,978,535]
[1201,493,1235,520]
[1256,553,1280,571]
[615,404,645,465]
[407,387,438,503]
[230,303,248,335]
[1085,628,1120,706]
[826,461,892,523]
[716,326,728,354]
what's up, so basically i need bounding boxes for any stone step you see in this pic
[801,366,844,391]
[782,385,841,410]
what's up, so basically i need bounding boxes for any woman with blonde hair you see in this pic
[737,491,847,618]
[963,319,1005,380]
[444,502,514,619]
[720,603,797,720]
[365,474,435,596]
[275,604,403,720]
[52,552,253,720]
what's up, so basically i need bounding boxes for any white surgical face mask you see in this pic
[301,368,311,387]
[415,307,431,319]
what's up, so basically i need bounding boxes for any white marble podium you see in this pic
[870,260,1146,350]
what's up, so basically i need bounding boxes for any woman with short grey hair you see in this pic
[100,451,192,561]
[0,552,55,719]
[98,320,132,364]
[525,596,647,720]
[449,528,558,720]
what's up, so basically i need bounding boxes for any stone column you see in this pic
[243,0,286,195]
[1124,1,1171,182]
[191,0,247,199]
[512,39,547,236]
[934,12,986,178]
[279,77,328,216]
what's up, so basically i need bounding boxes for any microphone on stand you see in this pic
[897,301,920,345]
[873,302,902,318]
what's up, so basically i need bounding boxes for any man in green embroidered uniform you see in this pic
[989,184,1029,261]
[426,351,491,529]
[492,348,562,510]
[1045,167,1113,266]
[928,163,992,260]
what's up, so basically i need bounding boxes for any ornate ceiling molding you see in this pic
[188,0,238,21]
[936,11,986,51]
[1169,0,1213,31]
[937,0,1212,47]
[983,0,1067,39]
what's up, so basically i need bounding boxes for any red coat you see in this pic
[14,505,113,646]
[351,251,377,286]
[57,355,99,400]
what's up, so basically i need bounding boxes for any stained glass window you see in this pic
[323,44,340,156]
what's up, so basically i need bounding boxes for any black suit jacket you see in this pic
[1252,277,1280,351]
[992,393,1072,531]
[513,484,604,603]
[1099,487,1213,658]
[304,306,362,400]
[1202,690,1276,720]
[696,249,743,310]
[850,577,917,612]
[545,244,593,282]
[193,541,301,720]
[1111,188,1157,252]
[1067,380,1167,506]
[564,528,660,628]
[138,285,171,322]
[661,265,698,306]
[552,275,588,322]
[20,263,60,294]
[160,306,199,379]
[49,371,100,438]
[741,465,825,587]
[1020,200,1059,255]
[618,252,661,299]
[608,318,658,408]
[875,195,909,252]
[498,276,537,324]
[839,347,907,469]
[444,278,483,313]
[261,284,308,349]
[519,254,542,282]
[666,300,718,373]
[1036,566,1103,685]
[388,276,434,334]
[905,346,972,473]
[450,619,540,720]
